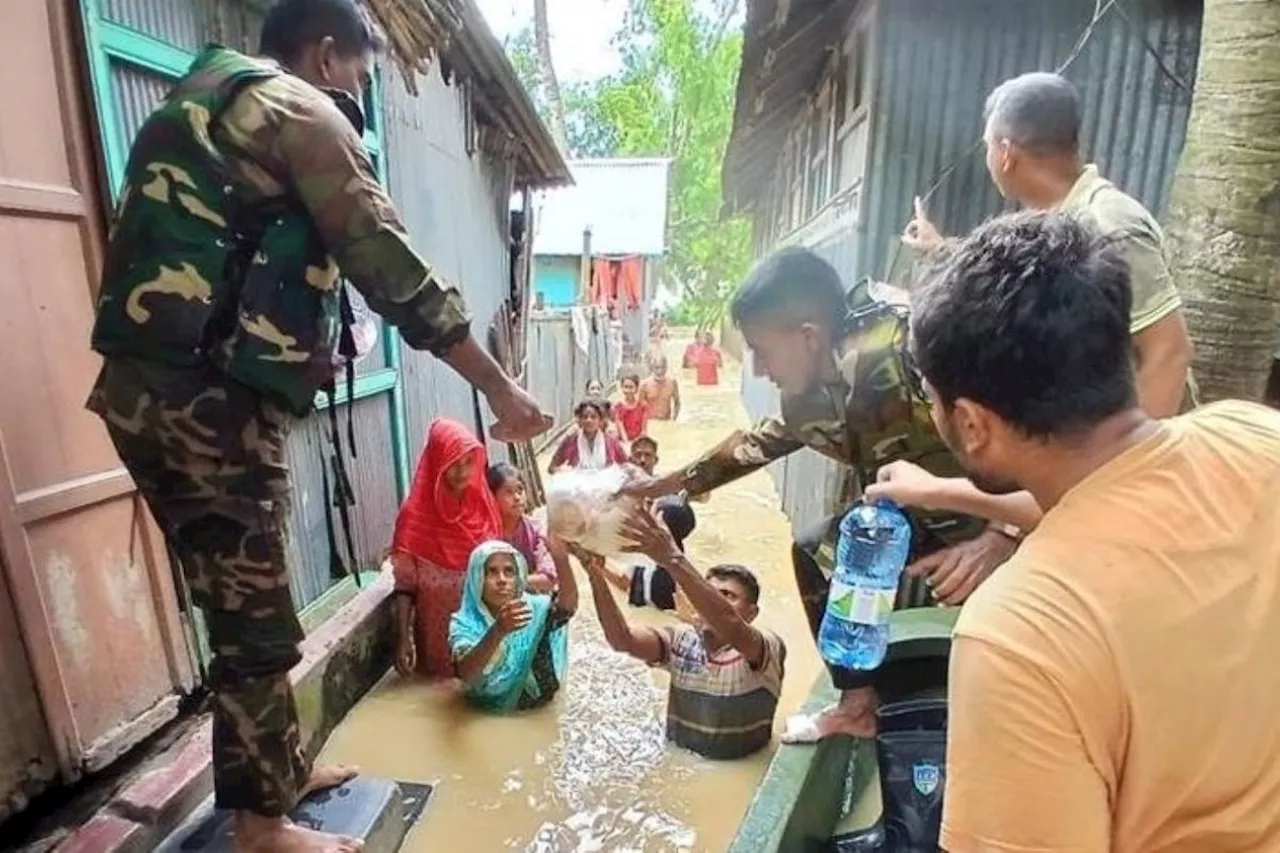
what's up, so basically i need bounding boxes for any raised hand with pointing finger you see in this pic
[901,195,944,252]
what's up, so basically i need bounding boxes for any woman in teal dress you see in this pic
[449,539,579,711]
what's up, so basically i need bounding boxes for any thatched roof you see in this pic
[366,0,571,187]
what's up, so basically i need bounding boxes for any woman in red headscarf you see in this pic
[391,419,502,679]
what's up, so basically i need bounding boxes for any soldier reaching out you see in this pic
[86,2,548,851]
[623,248,1018,741]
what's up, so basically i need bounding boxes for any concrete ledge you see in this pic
[729,608,959,853]
[55,570,395,853]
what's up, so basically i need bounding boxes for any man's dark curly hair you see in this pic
[911,210,1137,439]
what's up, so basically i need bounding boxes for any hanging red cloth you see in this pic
[618,257,643,309]
[590,257,643,310]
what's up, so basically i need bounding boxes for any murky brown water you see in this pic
[321,336,822,851]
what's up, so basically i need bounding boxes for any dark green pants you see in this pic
[90,357,308,816]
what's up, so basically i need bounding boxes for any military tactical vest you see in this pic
[836,277,986,547]
[91,46,347,415]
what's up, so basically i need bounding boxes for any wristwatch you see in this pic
[989,521,1024,542]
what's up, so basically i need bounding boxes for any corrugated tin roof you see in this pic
[531,158,672,256]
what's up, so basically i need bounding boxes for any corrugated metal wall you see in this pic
[383,63,517,462]
[526,309,622,449]
[101,0,259,53]
[859,0,1201,284]
[283,398,399,608]
[107,65,172,166]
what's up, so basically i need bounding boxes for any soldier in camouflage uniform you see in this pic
[626,248,1020,740]
[87,2,547,851]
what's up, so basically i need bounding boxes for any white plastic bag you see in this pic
[544,467,643,556]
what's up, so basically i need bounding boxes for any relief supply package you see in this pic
[544,467,643,557]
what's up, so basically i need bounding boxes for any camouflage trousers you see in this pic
[89,357,308,817]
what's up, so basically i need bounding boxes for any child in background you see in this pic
[640,357,680,421]
[584,378,623,442]
[613,371,650,442]
[487,462,565,594]
[449,540,579,712]
[594,436,698,612]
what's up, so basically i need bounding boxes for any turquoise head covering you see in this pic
[448,540,569,711]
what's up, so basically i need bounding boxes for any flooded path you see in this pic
[320,336,822,851]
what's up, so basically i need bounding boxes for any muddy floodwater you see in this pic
[321,336,823,851]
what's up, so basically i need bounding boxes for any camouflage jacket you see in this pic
[677,280,985,546]
[91,46,470,414]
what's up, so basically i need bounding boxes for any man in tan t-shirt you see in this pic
[910,210,1280,852]
[905,71,1195,417]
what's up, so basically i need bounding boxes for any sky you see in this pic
[475,0,628,83]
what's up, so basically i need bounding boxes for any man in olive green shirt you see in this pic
[890,71,1194,598]
[905,71,1195,418]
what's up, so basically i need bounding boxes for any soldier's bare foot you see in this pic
[232,814,363,852]
[298,764,360,800]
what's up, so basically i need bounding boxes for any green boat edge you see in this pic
[729,607,959,853]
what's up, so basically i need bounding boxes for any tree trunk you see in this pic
[1164,0,1280,402]
[533,0,570,153]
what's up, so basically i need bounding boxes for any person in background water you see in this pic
[681,334,703,370]
[450,540,579,712]
[914,211,1280,853]
[613,371,650,442]
[640,356,681,421]
[903,71,1195,418]
[691,331,724,387]
[486,462,564,594]
[84,2,548,850]
[392,419,501,681]
[582,507,785,760]
[549,399,628,473]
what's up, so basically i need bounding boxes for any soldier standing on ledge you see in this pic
[86,2,549,851]
[624,248,1017,741]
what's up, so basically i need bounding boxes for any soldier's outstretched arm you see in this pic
[626,416,805,499]
[246,84,547,439]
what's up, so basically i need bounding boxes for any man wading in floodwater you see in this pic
[625,250,1009,740]
[86,1,548,851]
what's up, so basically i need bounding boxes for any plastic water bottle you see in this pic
[818,500,912,671]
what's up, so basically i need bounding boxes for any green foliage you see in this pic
[503,0,752,315]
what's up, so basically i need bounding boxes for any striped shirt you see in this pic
[658,625,785,759]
